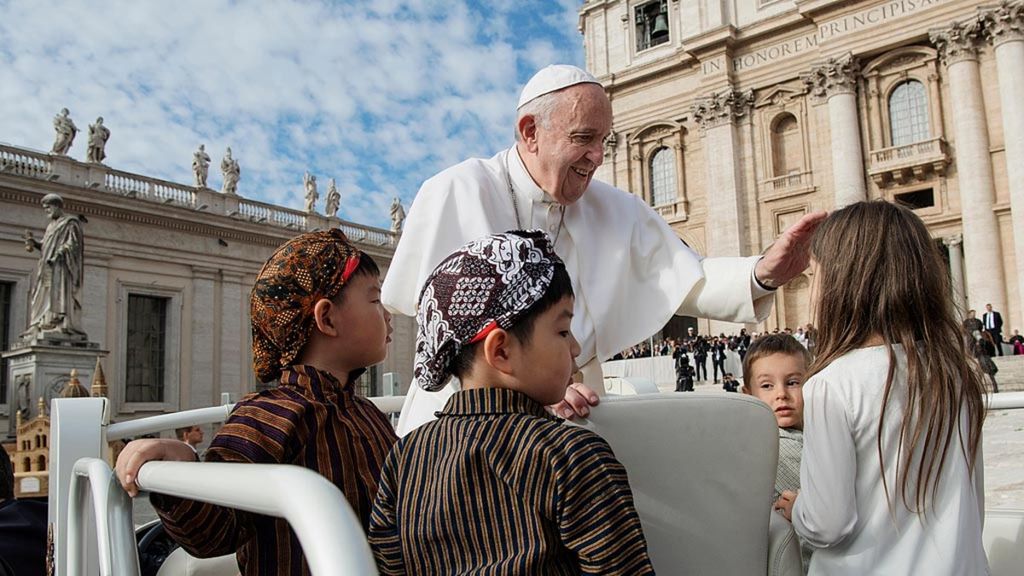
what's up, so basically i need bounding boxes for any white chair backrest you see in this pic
[575,393,779,575]
[983,508,1024,576]
[156,550,238,576]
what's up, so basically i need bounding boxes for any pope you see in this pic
[382,64,824,434]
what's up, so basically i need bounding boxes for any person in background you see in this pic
[0,445,47,576]
[174,425,204,453]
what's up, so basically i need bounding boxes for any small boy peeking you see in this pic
[741,333,812,571]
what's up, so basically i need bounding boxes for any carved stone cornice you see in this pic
[690,89,754,130]
[603,130,618,159]
[800,54,859,100]
[982,1,1024,48]
[930,19,985,66]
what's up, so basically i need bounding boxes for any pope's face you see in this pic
[527,84,612,205]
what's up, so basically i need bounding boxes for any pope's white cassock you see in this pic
[383,146,774,435]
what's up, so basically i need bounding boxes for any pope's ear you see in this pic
[517,115,539,152]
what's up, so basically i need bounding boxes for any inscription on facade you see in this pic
[711,0,950,75]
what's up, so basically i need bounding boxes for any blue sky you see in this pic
[0,0,584,228]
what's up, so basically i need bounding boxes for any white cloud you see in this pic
[0,0,584,227]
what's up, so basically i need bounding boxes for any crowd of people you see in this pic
[99,65,994,576]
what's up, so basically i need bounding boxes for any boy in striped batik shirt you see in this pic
[116,229,398,576]
[369,230,653,575]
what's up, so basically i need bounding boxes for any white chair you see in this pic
[575,392,802,576]
[983,508,1024,576]
[156,551,237,576]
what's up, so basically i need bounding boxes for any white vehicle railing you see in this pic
[135,460,379,575]
[107,403,236,442]
[64,457,378,576]
[987,391,1024,411]
[67,458,141,576]
[50,393,403,575]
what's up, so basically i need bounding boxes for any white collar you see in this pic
[508,146,558,205]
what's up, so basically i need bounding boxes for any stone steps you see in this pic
[992,354,1024,392]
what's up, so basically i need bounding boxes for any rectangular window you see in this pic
[355,365,380,398]
[0,282,11,406]
[894,189,934,211]
[635,0,670,52]
[125,294,168,403]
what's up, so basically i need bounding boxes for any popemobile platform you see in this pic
[43,371,1024,576]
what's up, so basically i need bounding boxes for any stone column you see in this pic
[189,267,217,409]
[944,234,966,313]
[691,89,752,335]
[931,21,1008,313]
[690,88,752,258]
[220,272,244,400]
[984,1,1024,326]
[802,54,867,208]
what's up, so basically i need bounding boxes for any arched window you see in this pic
[37,455,46,472]
[23,457,31,472]
[889,81,929,147]
[649,147,677,207]
[770,113,801,177]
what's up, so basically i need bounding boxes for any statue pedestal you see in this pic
[3,338,107,440]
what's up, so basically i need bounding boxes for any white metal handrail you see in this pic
[107,395,403,443]
[135,461,379,575]
[107,404,236,441]
[68,458,141,576]
[987,391,1024,411]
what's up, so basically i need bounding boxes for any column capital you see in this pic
[690,89,753,131]
[943,234,963,248]
[982,1,1024,48]
[800,53,859,100]
[930,19,985,66]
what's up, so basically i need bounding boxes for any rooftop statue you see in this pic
[221,147,240,195]
[325,179,341,217]
[192,144,211,188]
[390,197,405,233]
[86,117,110,164]
[303,172,318,213]
[50,108,78,155]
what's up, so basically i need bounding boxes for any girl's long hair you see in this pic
[808,201,985,514]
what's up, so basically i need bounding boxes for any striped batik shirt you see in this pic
[369,387,654,575]
[151,364,398,576]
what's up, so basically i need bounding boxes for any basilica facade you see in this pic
[579,0,1022,335]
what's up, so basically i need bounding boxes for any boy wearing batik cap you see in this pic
[115,229,398,576]
[368,230,653,575]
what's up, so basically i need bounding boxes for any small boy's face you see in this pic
[514,296,580,406]
[743,352,805,430]
[333,273,392,369]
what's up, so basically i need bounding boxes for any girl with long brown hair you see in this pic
[773,201,987,575]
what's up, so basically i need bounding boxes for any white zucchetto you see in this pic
[516,64,600,109]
